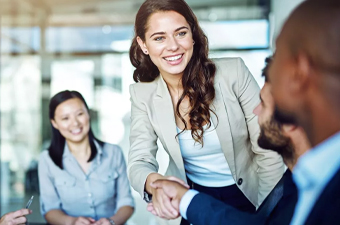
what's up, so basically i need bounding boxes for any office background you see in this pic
[0,0,303,223]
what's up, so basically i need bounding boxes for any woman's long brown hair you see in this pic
[129,0,217,145]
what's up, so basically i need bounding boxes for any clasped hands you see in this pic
[72,217,113,225]
[146,176,190,220]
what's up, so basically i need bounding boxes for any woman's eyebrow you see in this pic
[149,26,189,38]
[150,31,165,38]
[175,26,189,32]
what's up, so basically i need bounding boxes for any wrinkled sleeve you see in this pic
[179,190,199,220]
[127,84,159,198]
[38,151,62,216]
[236,58,284,205]
[114,146,135,211]
[186,193,265,225]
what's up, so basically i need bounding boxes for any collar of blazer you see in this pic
[153,73,236,178]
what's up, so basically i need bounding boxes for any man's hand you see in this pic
[147,176,189,220]
[149,186,181,219]
[0,209,32,225]
[150,179,190,213]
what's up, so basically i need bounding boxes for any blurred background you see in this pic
[0,0,303,224]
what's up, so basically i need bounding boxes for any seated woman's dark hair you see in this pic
[129,0,217,145]
[48,90,103,169]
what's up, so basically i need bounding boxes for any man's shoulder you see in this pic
[304,166,340,224]
[314,165,340,199]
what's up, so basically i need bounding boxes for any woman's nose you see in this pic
[166,37,179,51]
[72,118,79,126]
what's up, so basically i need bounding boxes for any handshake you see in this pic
[146,176,191,220]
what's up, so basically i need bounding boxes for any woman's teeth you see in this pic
[71,129,81,134]
[165,54,182,61]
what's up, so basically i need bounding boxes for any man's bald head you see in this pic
[283,0,340,75]
[269,0,340,146]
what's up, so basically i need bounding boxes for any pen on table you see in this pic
[26,195,34,209]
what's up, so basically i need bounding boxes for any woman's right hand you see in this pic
[146,174,189,220]
[71,216,95,225]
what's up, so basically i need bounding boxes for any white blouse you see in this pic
[177,122,236,187]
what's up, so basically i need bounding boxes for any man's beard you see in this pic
[258,117,294,163]
[273,106,298,125]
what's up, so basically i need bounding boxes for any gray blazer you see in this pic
[128,57,284,210]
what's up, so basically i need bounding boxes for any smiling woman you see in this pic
[37,90,135,225]
[136,11,194,79]
[127,0,285,225]
[51,98,91,146]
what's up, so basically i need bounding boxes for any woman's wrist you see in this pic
[145,173,164,194]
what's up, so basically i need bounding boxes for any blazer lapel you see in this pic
[211,79,236,176]
[153,76,186,178]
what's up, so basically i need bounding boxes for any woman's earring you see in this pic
[144,50,148,54]
[193,41,195,45]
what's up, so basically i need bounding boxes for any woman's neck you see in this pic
[161,73,183,93]
[67,137,91,160]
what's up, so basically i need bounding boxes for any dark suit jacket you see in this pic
[265,170,297,225]
[186,170,297,225]
[304,166,340,225]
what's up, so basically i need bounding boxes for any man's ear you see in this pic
[51,119,59,130]
[136,36,148,55]
[293,52,312,92]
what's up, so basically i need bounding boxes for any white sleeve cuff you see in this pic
[179,189,199,220]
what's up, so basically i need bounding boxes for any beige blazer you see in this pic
[128,57,284,212]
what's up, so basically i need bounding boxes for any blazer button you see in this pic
[237,178,243,185]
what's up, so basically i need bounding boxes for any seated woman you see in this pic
[38,90,134,225]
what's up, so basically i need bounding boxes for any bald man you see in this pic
[268,0,340,224]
